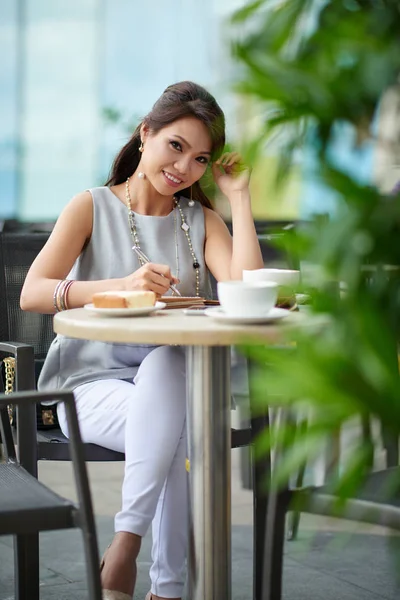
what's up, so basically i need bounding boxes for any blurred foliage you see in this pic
[102,106,142,135]
[231,0,400,503]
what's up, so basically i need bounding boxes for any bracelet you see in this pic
[53,279,75,312]
[62,280,75,310]
[53,280,64,313]
[58,280,68,311]
[57,280,67,312]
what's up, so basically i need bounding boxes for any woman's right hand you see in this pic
[121,263,179,296]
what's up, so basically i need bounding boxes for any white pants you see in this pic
[57,345,187,598]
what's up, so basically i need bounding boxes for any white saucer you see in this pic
[204,306,290,324]
[83,301,166,317]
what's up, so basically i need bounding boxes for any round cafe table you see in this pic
[54,307,303,600]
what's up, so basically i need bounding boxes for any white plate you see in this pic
[83,301,166,317]
[204,306,290,324]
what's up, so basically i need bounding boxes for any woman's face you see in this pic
[140,116,212,195]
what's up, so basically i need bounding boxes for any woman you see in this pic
[21,81,263,600]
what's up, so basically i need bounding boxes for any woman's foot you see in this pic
[100,531,141,597]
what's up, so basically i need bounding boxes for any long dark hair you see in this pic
[105,81,226,209]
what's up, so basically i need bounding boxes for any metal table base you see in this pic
[186,345,232,600]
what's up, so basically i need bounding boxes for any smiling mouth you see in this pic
[163,170,183,185]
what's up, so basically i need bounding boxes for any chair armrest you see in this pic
[0,390,98,544]
[0,390,75,408]
[0,341,34,354]
[297,489,400,531]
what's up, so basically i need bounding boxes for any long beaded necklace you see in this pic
[125,176,201,297]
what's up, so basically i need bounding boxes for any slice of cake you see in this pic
[92,290,156,309]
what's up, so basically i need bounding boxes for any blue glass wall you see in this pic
[19,0,100,221]
[0,0,233,222]
[0,1,19,218]
[3,0,366,223]
[99,0,221,185]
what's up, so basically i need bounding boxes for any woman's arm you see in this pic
[21,192,179,313]
[20,192,125,313]
[204,195,263,281]
[203,154,264,282]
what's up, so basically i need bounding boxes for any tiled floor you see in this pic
[1,448,400,599]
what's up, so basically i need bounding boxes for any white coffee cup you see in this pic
[217,280,278,317]
[243,268,300,288]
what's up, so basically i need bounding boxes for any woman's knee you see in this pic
[136,345,186,380]
[132,346,186,415]
[61,379,132,452]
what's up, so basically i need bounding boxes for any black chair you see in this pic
[0,389,102,600]
[256,386,400,599]
[0,231,269,600]
[261,458,400,600]
[0,232,125,463]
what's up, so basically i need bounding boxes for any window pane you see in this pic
[19,0,99,221]
[0,1,18,219]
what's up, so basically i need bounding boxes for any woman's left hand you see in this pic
[212,152,251,198]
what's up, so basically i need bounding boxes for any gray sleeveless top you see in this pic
[38,186,211,392]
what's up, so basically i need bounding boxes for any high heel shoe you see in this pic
[102,592,132,600]
[100,545,132,600]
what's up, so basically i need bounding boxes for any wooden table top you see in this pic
[53,307,309,347]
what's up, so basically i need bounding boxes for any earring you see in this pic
[188,186,195,207]
[139,141,144,152]
[138,172,145,179]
